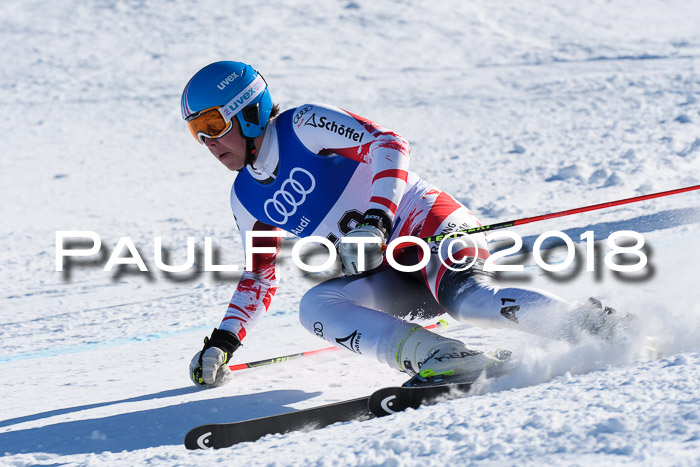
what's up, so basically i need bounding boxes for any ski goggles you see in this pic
[186,74,267,144]
[186,106,233,143]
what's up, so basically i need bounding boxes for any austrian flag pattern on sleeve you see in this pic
[219,221,280,341]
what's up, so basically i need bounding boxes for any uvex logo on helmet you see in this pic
[221,77,266,118]
[264,168,316,225]
[217,72,240,90]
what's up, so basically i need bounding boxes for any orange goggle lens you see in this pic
[187,107,232,143]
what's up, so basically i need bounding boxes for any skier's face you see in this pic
[203,119,247,171]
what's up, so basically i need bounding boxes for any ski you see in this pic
[184,396,372,449]
[368,380,475,417]
[184,378,486,449]
[184,379,481,449]
[184,332,675,449]
[185,352,515,449]
[368,352,514,417]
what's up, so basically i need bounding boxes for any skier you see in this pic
[182,61,627,388]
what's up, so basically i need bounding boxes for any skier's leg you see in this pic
[392,188,591,341]
[299,266,442,363]
[434,247,628,341]
[299,266,503,376]
[435,257,580,340]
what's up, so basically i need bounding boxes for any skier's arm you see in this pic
[218,219,281,340]
[190,200,281,387]
[292,103,410,228]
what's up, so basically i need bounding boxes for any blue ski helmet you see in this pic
[181,61,273,139]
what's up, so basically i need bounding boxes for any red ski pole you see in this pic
[420,184,700,244]
[229,319,448,371]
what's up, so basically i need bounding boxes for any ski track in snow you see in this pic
[1,0,700,465]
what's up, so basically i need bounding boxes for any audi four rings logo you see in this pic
[293,105,313,124]
[264,167,316,224]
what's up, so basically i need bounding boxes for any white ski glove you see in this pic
[190,328,241,388]
[339,209,392,275]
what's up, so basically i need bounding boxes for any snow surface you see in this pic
[2,0,700,465]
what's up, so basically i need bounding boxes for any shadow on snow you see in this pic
[0,387,321,455]
[0,386,201,429]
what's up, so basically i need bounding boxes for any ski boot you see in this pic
[580,297,638,340]
[385,323,510,387]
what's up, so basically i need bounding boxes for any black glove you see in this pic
[189,328,241,387]
[360,209,393,239]
[339,209,393,275]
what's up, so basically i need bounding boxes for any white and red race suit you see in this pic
[219,103,575,364]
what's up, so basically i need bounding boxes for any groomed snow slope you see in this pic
[1,0,700,465]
